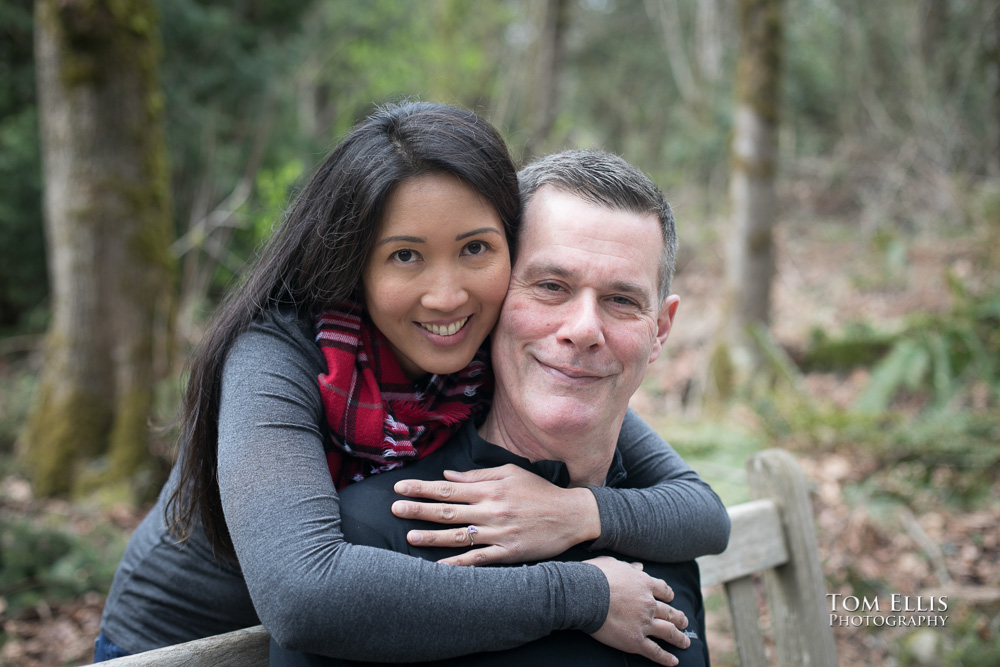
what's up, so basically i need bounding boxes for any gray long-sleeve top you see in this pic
[100,308,729,660]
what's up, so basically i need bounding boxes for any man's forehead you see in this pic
[523,185,657,233]
[518,187,662,294]
[522,187,658,246]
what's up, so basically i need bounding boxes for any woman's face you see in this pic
[363,173,511,380]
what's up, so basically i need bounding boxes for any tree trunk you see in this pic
[26,0,174,496]
[723,0,783,372]
[524,0,568,159]
[990,1,1000,174]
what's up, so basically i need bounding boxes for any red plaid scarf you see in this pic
[315,302,491,489]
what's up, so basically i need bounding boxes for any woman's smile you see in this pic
[418,316,470,338]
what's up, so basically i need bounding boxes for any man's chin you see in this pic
[532,400,606,434]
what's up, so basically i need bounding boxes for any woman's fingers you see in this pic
[393,479,481,503]
[392,500,469,523]
[436,546,509,566]
[391,466,598,562]
[405,525,481,547]
[442,465,515,482]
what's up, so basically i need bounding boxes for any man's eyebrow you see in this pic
[376,235,424,247]
[520,262,573,282]
[456,227,503,241]
[610,280,652,304]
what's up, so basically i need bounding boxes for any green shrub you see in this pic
[0,516,126,615]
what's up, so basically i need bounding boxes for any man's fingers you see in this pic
[653,578,675,603]
[650,617,691,650]
[656,601,688,630]
[637,639,679,667]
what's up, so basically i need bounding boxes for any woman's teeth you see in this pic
[420,317,468,337]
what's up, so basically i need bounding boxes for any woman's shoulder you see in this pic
[222,305,325,381]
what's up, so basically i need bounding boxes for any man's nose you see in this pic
[556,296,605,349]
[419,264,469,312]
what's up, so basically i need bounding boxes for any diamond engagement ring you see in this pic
[467,525,479,546]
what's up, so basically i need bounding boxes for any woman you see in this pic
[96,101,729,664]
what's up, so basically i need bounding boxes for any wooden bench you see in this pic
[96,448,837,666]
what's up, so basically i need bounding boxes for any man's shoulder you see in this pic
[337,446,463,556]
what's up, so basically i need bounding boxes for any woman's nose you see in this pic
[420,265,470,312]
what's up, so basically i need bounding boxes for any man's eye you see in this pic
[540,282,562,292]
[392,249,419,263]
[610,296,637,306]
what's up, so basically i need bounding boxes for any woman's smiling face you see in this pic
[362,172,511,380]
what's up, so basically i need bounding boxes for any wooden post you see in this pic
[746,449,838,667]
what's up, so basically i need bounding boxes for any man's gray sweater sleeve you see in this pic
[587,409,731,561]
[216,313,608,661]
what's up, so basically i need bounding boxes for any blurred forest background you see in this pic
[1,0,998,665]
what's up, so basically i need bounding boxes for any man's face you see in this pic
[491,186,679,437]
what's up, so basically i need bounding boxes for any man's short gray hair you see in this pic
[518,149,678,301]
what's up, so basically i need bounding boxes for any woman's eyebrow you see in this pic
[376,235,424,246]
[456,227,503,241]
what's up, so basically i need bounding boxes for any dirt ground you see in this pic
[1,206,998,666]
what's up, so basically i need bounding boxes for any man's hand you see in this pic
[390,464,602,565]
[585,556,690,667]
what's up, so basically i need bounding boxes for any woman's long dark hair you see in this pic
[166,101,520,562]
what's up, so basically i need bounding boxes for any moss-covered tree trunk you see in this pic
[26,0,174,496]
[723,0,783,372]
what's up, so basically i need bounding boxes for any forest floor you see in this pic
[1,202,998,666]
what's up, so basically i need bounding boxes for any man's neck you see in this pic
[477,398,623,487]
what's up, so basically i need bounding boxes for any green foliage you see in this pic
[942,611,1000,667]
[853,283,1000,415]
[741,278,1000,511]
[0,0,46,332]
[249,159,304,242]
[0,515,127,615]
[0,364,36,455]
[804,323,895,371]
[664,420,766,506]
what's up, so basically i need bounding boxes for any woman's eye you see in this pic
[391,249,419,263]
[462,241,488,256]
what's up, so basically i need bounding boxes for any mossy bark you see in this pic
[723,0,783,374]
[24,0,174,496]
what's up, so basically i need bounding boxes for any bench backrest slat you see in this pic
[696,498,787,588]
[725,574,770,667]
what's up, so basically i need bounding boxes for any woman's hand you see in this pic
[390,464,602,565]
[585,556,690,667]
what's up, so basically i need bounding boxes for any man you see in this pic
[274,150,724,666]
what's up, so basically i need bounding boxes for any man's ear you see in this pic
[648,295,680,364]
